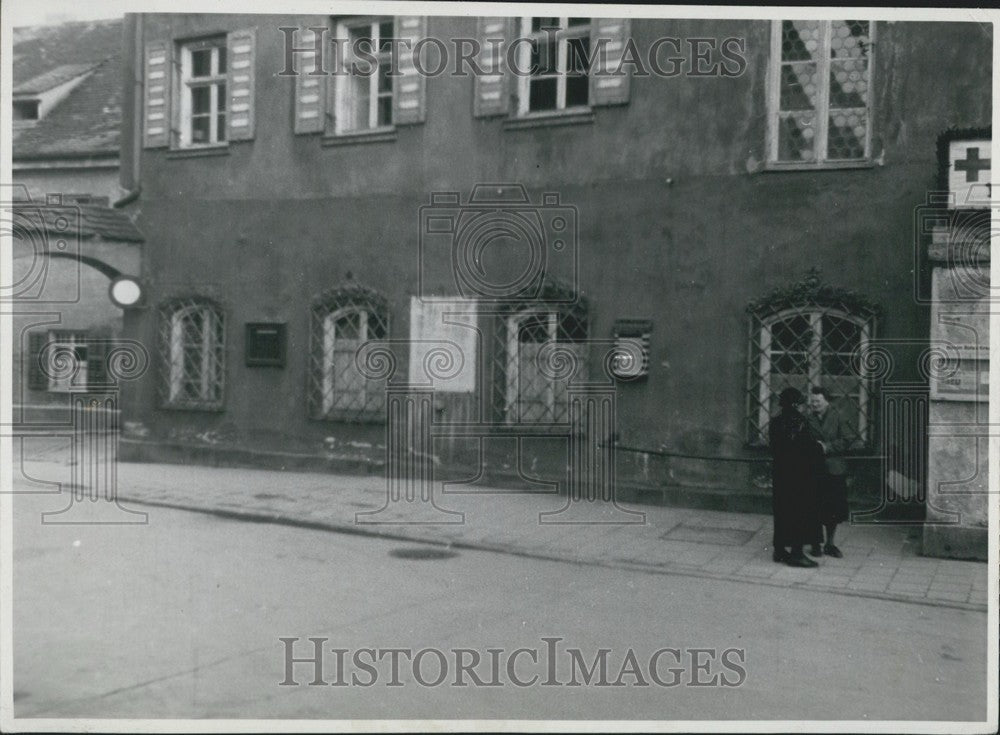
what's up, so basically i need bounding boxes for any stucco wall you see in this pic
[121,16,992,487]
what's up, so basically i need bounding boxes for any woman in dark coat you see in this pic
[769,388,822,567]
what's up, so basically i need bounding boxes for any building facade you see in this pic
[115,13,992,553]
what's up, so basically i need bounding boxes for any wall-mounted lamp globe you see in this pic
[109,276,144,308]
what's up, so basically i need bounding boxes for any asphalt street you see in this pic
[9,492,989,723]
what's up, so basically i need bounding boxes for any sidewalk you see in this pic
[14,447,990,612]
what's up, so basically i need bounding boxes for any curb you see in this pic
[115,493,988,614]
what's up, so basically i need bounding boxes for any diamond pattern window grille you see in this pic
[158,298,226,410]
[491,281,588,425]
[309,284,389,422]
[746,271,879,447]
[772,19,872,164]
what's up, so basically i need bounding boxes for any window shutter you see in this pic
[393,15,427,126]
[590,18,631,107]
[27,332,48,391]
[143,39,172,148]
[86,338,109,391]
[473,17,509,117]
[227,29,256,141]
[294,27,327,134]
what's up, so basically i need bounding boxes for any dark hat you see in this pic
[778,387,805,409]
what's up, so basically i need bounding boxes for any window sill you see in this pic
[322,128,397,147]
[166,145,230,160]
[503,108,595,131]
[763,159,876,173]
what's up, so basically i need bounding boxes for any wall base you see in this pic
[922,524,988,561]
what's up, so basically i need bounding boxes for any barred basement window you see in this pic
[159,299,226,409]
[309,285,389,421]
[746,271,878,446]
[497,291,588,424]
[768,20,874,166]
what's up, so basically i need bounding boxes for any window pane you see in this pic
[378,63,392,93]
[191,115,210,143]
[335,312,361,339]
[829,59,868,109]
[531,37,558,75]
[217,46,227,74]
[771,315,812,351]
[192,49,212,77]
[217,113,227,141]
[781,20,821,62]
[568,17,589,27]
[777,113,816,161]
[827,110,867,159]
[529,77,558,111]
[191,86,211,114]
[377,96,392,127]
[779,62,819,112]
[346,73,370,131]
[518,314,551,343]
[216,83,227,111]
[565,75,589,107]
[821,315,861,352]
[830,20,870,60]
[532,17,560,33]
[378,21,394,51]
[567,36,590,73]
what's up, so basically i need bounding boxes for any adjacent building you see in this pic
[10,18,145,416]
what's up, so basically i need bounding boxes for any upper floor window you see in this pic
[179,37,227,147]
[335,19,395,133]
[517,17,591,115]
[293,17,426,138]
[768,20,874,166]
[143,29,256,150]
[472,17,630,122]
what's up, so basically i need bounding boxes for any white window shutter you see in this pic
[143,39,172,148]
[393,15,427,126]
[473,17,509,117]
[294,27,327,134]
[590,18,631,107]
[227,28,256,141]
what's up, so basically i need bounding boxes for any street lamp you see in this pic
[109,276,144,309]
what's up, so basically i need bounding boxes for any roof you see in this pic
[12,19,123,159]
[12,202,144,243]
[14,63,99,95]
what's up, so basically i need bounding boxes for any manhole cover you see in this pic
[661,524,756,546]
[389,547,458,560]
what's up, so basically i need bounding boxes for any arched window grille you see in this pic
[746,269,879,446]
[309,284,389,421]
[493,281,588,424]
[158,298,226,409]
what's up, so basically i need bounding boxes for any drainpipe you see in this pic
[116,12,143,206]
